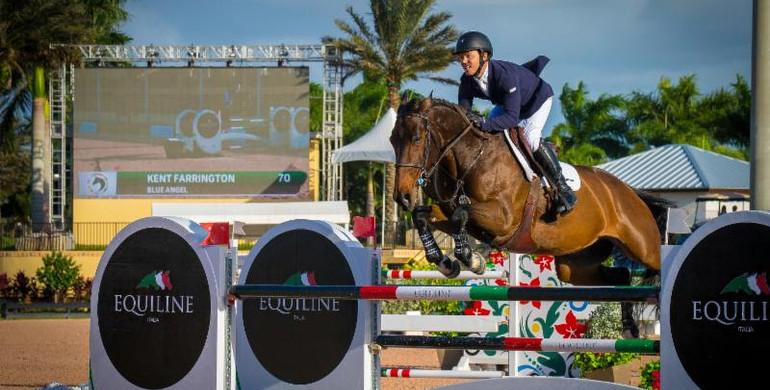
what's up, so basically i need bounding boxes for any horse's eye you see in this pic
[411,133,421,143]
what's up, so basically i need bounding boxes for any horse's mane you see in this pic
[398,97,463,116]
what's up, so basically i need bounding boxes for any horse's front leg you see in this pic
[450,205,485,275]
[412,205,460,278]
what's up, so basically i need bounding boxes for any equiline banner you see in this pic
[662,211,770,390]
[90,217,230,390]
[235,219,375,390]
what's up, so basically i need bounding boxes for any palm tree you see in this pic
[550,82,628,165]
[626,75,705,148]
[324,0,459,244]
[0,0,130,226]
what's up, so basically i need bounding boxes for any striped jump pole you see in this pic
[382,270,508,280]
[375,335,661,354]
[381,368,505,379]
[230,284,659,303]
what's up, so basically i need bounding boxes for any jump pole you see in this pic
[382,269,508,280]
[230,284,659,303]
[375,335,660,354]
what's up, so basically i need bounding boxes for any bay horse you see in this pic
[390,96,670,338]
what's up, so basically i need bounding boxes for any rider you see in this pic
[454,31,577,215]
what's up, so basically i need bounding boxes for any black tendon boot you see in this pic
[412,206,460,278]
[534,144,577,216]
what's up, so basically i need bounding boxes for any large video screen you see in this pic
[73,67,309,198]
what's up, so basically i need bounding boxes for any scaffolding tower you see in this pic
[48,44,345,227]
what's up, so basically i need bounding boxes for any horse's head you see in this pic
[390,95,471,211]
[390,95,435,210]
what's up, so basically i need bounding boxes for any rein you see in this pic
[396,105,488,204]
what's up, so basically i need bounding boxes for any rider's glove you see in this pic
[466,110,485,129]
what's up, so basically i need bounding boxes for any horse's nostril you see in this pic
[399,193,411,209]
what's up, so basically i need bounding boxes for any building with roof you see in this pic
[595,144,749,227]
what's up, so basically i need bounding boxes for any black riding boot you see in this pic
[534,144,577,216]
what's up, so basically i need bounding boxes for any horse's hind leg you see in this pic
[553,240,615,285]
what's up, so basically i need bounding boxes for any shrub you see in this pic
[0,235,14,250]
[9,270,38,301]
[573,351,639,375]
[573,302,639,375]
[0,273,8,298]
[380,258,463,315]
[72,276,93,301]
[639,359,661,389]
[585,302,624,338]
[35,251,81,303]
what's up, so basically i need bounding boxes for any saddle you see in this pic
[506,127,561,213]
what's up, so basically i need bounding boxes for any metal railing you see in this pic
[0,222,129,251]
[0,220,455,252]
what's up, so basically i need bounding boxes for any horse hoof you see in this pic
[466,252,486,275]
[622,323,640,339]
[437,256,461,278]
[622,329,638,339]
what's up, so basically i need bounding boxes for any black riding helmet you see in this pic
[454,31,493,77]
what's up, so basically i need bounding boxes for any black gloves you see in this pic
[466,110,485,129]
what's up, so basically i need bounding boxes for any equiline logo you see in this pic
[136,270,174,291]
[721,272,770,295]
[257,271,341,317]
[114,270,195,319]
[692,272,770,329]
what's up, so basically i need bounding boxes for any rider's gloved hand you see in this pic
[466,110,485,129]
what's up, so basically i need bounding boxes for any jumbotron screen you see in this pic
[73,67,309,198]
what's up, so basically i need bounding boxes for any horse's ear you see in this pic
[400,91,410,105]
[419,93,433,112]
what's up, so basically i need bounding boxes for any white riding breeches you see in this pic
[489,96,552,151]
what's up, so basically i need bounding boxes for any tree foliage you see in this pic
[553,74,750,165]
[324,0,459,237]
[0,0,131,221]
[36,250,81,302]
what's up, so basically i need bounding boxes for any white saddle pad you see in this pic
[560,162,581,191]
[502,131,581,191]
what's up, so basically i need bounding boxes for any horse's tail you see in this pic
[635,189,675,243]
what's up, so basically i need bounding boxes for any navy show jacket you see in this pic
[458,56,554,133]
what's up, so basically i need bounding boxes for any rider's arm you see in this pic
[481,86,521,132]
[458,79,474,110]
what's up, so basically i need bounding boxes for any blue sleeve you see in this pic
[481,88,521,132]
[458,80,473,110]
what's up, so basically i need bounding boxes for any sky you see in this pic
[120,0,753,135]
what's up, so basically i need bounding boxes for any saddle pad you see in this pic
[502,131,581,191]
[560,162,581,191]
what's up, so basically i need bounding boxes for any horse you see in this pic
[390,95,671,338]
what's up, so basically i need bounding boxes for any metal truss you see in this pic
[64,44,337,66]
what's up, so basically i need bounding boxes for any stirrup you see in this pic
[556,187,577,216]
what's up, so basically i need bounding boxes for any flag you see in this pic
[232,221,246,236]
[353,216,376,239]
[200,222,230,247]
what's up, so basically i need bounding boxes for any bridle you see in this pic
[395,105,488,203]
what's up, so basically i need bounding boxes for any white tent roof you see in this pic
[331,108,396,164]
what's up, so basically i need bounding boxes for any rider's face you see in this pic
[456,50,487,77]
